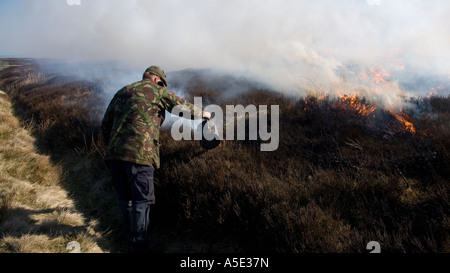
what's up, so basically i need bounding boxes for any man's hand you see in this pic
[203,111,212,120]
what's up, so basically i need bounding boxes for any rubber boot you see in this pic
[130,203,151,253]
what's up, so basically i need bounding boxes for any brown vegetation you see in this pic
[0,59,449,253]
[0,85,106,253]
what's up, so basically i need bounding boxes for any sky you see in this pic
[0,0,449,99]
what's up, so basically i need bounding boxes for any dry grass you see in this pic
[0,90,107,253]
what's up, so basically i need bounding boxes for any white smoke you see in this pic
[0,0,449,99]
[366,0,382,6]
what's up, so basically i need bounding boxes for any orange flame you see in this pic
[305,91,417,134]
[389,109,416,134]
[364,66,393,89]
[335,91,378,117]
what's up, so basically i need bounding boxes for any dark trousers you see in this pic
[108,159,155,249]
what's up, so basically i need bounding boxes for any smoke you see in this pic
[0,0,449,101]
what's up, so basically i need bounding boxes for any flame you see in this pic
[303,91,417,135]
[339,94,378,116]
[303,92,328,111]
[335,90,378,117]
[318,94,328,101]
[303,53,420,135]
[388,109,416,134]
[361,65,393,90]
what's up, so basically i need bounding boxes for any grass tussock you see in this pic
[0,59,449,253]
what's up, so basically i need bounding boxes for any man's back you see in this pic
[101,78,202,168]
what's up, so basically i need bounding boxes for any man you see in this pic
[101,65,211,252]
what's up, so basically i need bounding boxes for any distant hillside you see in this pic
[167,67,271,98]
[1,58,449,253]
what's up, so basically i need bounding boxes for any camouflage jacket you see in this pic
[101,79,203,168]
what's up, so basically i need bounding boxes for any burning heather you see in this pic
[303,92,418,137]
[304,91,418,136]
[388,109,416,134]
[334,93,378,117]
[297,53,448,138]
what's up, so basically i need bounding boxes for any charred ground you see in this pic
[0,59,449,253]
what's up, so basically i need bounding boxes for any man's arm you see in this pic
[159,88,210,119]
